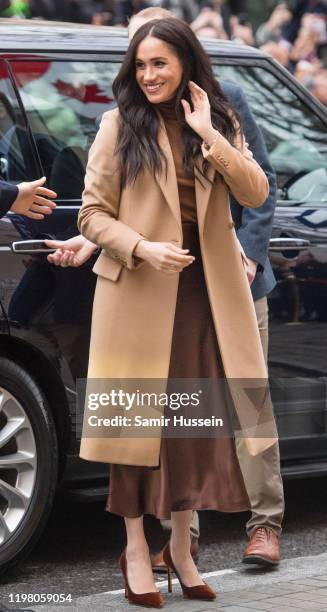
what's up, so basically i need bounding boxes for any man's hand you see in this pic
[245,257,258,285]
[11,177,57,219]
[45,235,98,267]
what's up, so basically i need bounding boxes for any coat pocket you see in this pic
[92,252,123,282]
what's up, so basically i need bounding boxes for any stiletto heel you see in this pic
[162,542,216,601]
[119,549,164,608]
[167,566,172,593]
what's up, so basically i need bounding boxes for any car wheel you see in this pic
[0,356,58,572]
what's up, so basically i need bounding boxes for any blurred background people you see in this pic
[191,1,228,39]
[229,13,254,44]
[259,40,292,67]
[255,3,293,45]
[304,68,327,104]
[160,0,199,22]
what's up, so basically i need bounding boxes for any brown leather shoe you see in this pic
[151,537,199,573]
[243,527,280,567]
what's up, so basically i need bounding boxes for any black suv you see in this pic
[0,20,326,573]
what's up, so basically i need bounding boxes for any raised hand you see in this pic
[181,81,218,145]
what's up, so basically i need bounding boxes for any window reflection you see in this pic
[8,60,327,205]
[0,73,34,183]
[11,60,120,200]
[214,65,327,204]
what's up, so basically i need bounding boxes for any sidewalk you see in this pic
[18,552,327,611]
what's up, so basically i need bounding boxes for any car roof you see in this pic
[0,18,267,59]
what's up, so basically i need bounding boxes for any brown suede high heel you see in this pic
[119,549,164,608]
[162,542,216,601]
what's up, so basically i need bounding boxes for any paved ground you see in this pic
[2,552,327,611]
[1,478,326,611]
[1,477,326,601]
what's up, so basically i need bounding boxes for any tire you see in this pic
[0,357,58,573]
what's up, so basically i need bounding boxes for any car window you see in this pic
[10,60,120,200]
[213,64,327,206]
[0,61,37,183]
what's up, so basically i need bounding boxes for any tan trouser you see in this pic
[161,296,285,538]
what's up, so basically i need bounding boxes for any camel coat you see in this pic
[78,108,278,466]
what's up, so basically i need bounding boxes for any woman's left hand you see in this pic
[181,81,217,144]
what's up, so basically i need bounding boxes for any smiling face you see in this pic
[135,36,183,104]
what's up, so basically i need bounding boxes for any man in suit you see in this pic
[0,177,56,220]
[46,6,284,567]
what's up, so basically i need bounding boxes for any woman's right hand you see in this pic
[134,240,195,274]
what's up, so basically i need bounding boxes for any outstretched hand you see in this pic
[12,177,57,219]
[45,235,98,267]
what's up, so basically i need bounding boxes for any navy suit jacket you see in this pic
[220,81,276,301]
[0,179,18,219]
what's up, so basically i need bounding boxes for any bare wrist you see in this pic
[201,127,219,148]
[134,239,149,259]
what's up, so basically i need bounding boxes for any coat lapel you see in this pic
[156,117,182,233]
[194,161,215,237]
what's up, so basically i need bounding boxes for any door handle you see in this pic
[11,239,56,254]
[269,238,311,251]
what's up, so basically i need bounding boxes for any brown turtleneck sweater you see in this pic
[157,101,197,224]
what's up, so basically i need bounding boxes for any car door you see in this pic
[0,58,41,336]
[2,54,122,452]
[213,60,327,470]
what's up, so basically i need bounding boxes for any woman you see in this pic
[78,18,273,607]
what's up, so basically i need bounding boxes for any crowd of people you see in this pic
[0,1,326,104]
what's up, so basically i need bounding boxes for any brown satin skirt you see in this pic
[106,223,249,518]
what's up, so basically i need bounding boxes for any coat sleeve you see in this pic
[0,180,18,219]
[201,123,269,209]
[78,110,144,270]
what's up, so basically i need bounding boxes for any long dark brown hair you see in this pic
[112,18,241,188]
